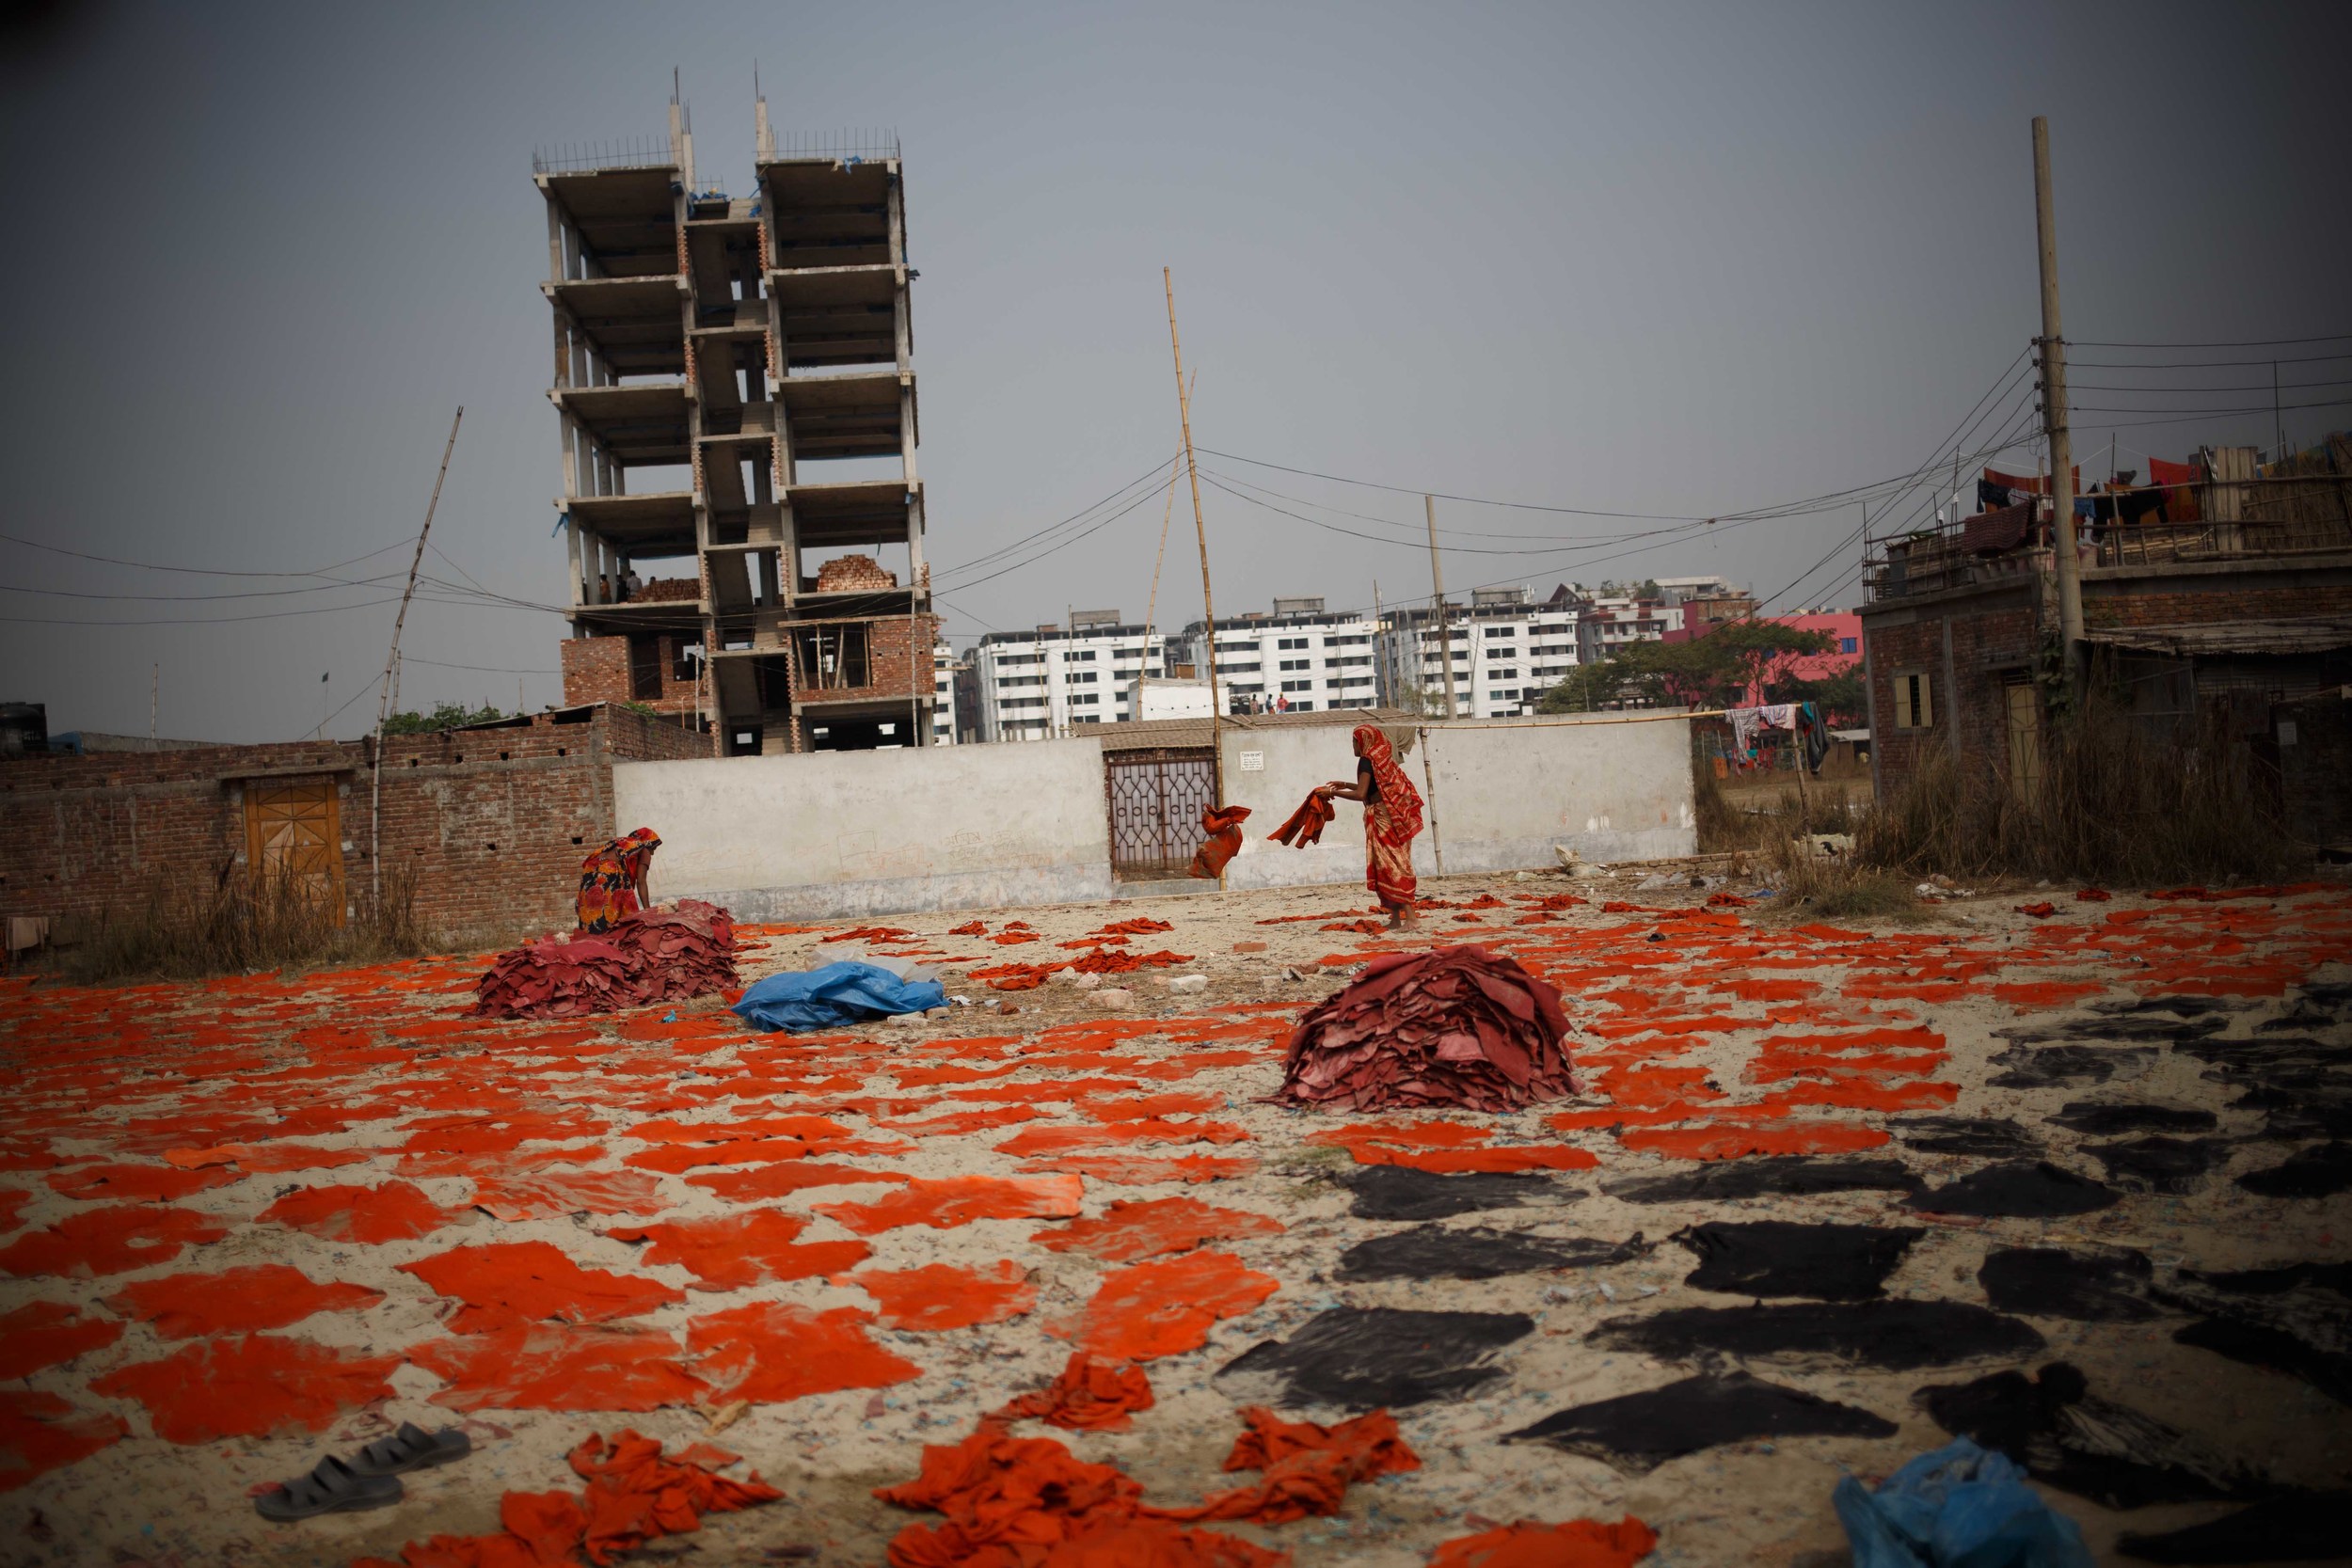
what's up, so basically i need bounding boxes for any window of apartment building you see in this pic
[1073,713,1101,724]
[1278,657,1311,672]
[1486,626,1516,637]
[794,625,870,689]
[1066,649,1096,661]
[1892,671,1933,729]
[1329,633,1371,646]
[1070,671,1098,684]
[1840,637,1859,655]
[1280,679,1314,692]
[1291,700,1315,711]
[1278,636,1311,650]
[1223,661,1263,673]
[1072,692,1100,705]
[628,634,664,701]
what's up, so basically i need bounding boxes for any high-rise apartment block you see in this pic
[542,91,937,752]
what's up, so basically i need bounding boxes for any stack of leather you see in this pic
[471,900,738,1020]
[1278,945,1576,1112]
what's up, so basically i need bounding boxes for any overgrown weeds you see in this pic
[1858,698,2293,886]
[61,862,433,985]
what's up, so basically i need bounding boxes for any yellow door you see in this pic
[2006,684,2043,797]
[245,779,345,922]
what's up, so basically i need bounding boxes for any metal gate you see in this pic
[1104,749,1216,879]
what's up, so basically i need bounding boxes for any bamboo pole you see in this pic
[1164,269,1225,885]
[370,406,464,906]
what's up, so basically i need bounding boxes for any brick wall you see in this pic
[560,633,701,718]
[0,707,705,941]
[2083,581,2352,628]
[803,613,941,705]
[1863,594,2042,797]
[813,554,898,592]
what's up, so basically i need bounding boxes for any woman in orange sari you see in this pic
[576,827,660,934]
[1319,725,1423,927]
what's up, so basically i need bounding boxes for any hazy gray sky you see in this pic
[4,0,2345,741]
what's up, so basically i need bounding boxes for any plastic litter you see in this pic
[731,961,946,1034]
[1832,1436,2092,1567]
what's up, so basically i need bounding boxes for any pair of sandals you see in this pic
[255,1421,471,1522]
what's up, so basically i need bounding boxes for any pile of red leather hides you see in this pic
[471,901,739,1020]
[1277,944,1576,1112]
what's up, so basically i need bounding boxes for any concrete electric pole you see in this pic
[2032,117,2085,695]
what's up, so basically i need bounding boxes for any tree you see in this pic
[1770,668,1865,727]
[1533,620,1834,715]
[382,701,509,735]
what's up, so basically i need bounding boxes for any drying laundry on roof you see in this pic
[471,900,738,1021]
[732,959,946,1034]
[1278,944,1576,1113]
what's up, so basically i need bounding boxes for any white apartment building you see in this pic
[1650,575,1736,606]
[1576,597,1685,664]
[931,641,958,745]
[972,618,1170,741]
[1375,588,1584,717]
[1175,598,1381,715]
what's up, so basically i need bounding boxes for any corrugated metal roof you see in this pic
[2083,618,2352,657]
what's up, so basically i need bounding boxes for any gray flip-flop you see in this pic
[348,1420,472,1478]
[254,1454,403,1521]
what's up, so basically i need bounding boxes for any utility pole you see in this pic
[150,665,157,742]
[1425,496,1457,720]
[1164,268,1223,817]
[370,406,464,905]
[2032,117,2084,694]
[1136,426,1184,722]
[2273,361,2285,457]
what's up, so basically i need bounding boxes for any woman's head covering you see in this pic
[1351,725,1423,838]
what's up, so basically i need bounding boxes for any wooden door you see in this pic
[244,778,345,922]
[2005,683,2043,798]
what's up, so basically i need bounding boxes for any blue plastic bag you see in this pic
[731,961,946,1034]
[1834,1438,2091,1568]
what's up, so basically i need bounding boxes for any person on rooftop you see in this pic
[1318,725,1424,928]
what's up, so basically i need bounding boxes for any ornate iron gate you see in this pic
[1104,749,1216,879]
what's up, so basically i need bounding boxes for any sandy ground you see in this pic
[1,863,2347,1568]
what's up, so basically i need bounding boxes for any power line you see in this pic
[0,573,407,603]
[2071,331,2352,349]
[0,595,406,627]
[0,531,416,581]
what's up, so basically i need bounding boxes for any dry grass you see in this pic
[61,862,433,985]
[1857,698,2294,886]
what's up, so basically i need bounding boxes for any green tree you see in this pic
[381,702,510,735]
[1534,621,1832,715]
[1769,668,1865,727]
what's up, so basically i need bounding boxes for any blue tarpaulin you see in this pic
[731,961,946,1035]
[1834,1438,2091,1568]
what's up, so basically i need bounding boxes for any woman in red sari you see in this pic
[576,827,660,934]
[1319,725,1424,927]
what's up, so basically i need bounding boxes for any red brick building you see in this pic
[0,705,702,941]
[1858,441,2352,849]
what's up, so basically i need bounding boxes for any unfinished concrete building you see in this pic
[540,90,937,753]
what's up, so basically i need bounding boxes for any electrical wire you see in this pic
[0,531,418,580]
[2070,332,2352,349]
[0,573,407,603]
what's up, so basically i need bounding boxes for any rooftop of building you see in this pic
[1094,705,1415,752]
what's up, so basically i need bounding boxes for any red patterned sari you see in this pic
[1353,726,1423,912]
[576,828,660,934]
